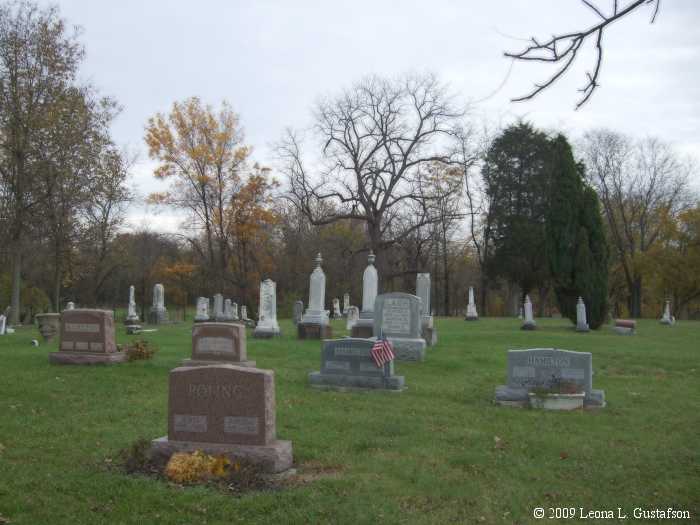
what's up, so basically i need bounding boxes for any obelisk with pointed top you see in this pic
[351,251,378,338]
[575,296,590,332]
[298,253,332,339]
[125,285,139,325]
[520,295,536,330]
[465,286,478,321]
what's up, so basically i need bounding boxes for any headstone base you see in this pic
[520,322,537,331]
[193,317,210,324]
[181,358,256,368]
[124,318,140,326]
[148,309,169,324]
[493,385,606,409]
[150,436,293,474]
[126,325,142,335]
[659,318,675,326]
[49,351,127,365]
[464,315,479,321]
[308,371,404,391]
[576,324,590,332]
[350,324,373,338]
[613,326,634,335]
[297,322,332,339]
[253,327,281,338]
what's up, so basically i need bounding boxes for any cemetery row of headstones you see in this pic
[36,245,662,477]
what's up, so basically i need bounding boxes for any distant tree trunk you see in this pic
[10,248,21,324]
[629,277,642,318]
[479,275,488,317]
[538,285,548,317]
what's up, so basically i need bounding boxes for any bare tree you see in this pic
[80,145,133,304]
[277,73,468,269]
[457,125,494,314]
[0,1,84,323]
[580,129,693,317]
[505,0,660,108]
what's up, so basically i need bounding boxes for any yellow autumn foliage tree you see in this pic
[145,97,252,288]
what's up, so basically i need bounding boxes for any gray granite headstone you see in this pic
[213,294,224,321]
[309,338,404,390]
[149,283,169,324]
[373,292,426,361]
[494,348,605,408]
[292,300,303,325]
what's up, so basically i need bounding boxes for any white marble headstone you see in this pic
[361,252,378,316]
[576,297,589,332]
[301,253,329,325]
[195,297,209,321]
[254,279,280,336]
[346,306,359,330]
[332,298,342,318]
[522,295,536,328]
[466,286,478,320]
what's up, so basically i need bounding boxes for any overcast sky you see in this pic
[50,0,700,232]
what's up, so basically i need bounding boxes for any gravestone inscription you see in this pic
[494,348,605,408]
[151,364,293,472]
[182,322,254,367]
[309,338,404,390]
[50,309,126,365]
[373,292,426,361]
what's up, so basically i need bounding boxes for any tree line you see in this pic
[1,2,698,325]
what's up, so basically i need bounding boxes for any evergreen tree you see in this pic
[546,135,608,328]
[482,122,552,296]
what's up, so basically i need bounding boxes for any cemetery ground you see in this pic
[1,318,698,525]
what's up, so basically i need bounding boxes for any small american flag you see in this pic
[371,335,395,368]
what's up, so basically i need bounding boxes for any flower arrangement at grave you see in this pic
[165,450,234,484]
[125,339,158,361]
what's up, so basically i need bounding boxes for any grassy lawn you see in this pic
[0,317,698,524]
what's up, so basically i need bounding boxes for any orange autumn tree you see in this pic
[225,166,280,308]
[145,97,251,289]
[157,260,197,317]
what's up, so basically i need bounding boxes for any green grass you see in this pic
[0,318,698,524]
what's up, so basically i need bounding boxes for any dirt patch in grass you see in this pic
[111,439,343,496]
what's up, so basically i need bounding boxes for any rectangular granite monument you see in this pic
[373,292,426,361]
[50,309,126,365]
[182,322,255,367]
[151,364,293,473]
[309,338,404,391]
[494,348,605,408]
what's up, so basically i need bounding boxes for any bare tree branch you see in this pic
[505,0,660,109]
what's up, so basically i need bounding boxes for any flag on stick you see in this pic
[371,334,395,368]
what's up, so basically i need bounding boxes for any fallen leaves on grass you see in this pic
[559,451,569,460]
[0,514,11,524]
[494,436,507,450]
